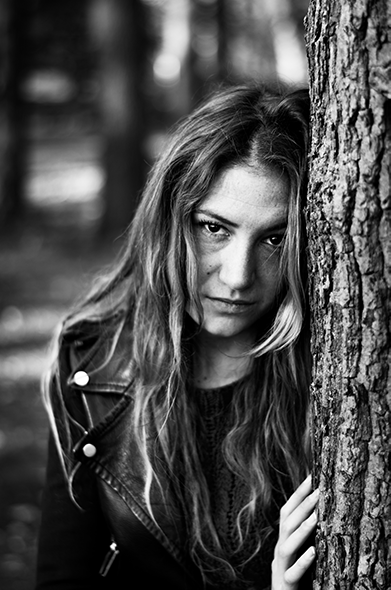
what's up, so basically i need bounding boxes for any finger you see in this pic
[279,510,317,562]
[280,475,312,520]
[282,487,319,537]
[284,546,316,585]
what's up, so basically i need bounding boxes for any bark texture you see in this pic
[305,0,391,588]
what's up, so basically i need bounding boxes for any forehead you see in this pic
[199,165,290,227]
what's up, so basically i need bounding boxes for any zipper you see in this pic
[99,539,119,577]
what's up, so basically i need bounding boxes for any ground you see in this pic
[0,131,118,589]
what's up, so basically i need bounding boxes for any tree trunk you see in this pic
[188,0,278,108]
[0,0,27,230]
[0,0,12,224]
[89,0,150,239]
[305,1,391,588]
[216,0,229,82]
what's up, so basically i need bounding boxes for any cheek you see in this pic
[256,253,282,288]
[197,253,215,281]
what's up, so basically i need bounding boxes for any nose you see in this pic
[218,240,255,291]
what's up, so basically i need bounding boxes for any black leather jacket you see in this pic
[35,324,314,590]
[36,320,317,590]
[35,324,206,589]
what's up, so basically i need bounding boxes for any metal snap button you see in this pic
[82,443,97,458]
[73,370,90,387]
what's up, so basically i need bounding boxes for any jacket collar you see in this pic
[65,321,134,395]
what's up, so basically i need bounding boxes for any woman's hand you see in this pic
[271,475,318,590]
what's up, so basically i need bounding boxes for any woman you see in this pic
[36,83,318,589]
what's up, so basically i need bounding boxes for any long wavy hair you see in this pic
[45,83,311,584]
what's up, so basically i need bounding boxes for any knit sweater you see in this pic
[193,379,278,590]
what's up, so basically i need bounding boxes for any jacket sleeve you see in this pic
[35,432,112,589]
[35,338,112,589]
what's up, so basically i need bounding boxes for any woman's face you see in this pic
[189,164,290,347]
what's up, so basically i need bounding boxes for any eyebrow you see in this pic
[194,208,288,231]
[195,208,240,228]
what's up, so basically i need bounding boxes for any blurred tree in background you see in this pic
[0,0,29,229]
[0,0,100,234]
[88,0,157,236]
[0,0,309,240]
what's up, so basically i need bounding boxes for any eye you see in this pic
[195,218,230,238]
[264,234,284,247]
[202,221,223,234]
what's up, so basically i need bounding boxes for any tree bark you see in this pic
[305,0,391,588]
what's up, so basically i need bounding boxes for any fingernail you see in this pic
[308,511,317,524]
[312,488,320,500]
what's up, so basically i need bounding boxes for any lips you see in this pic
[211,297,255,305]
[205,296,256,312]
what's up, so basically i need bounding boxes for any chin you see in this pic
[200,320,255,341]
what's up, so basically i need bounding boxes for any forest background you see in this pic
[1,1,309,588]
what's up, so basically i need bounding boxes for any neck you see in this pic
[193,332,254,389]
